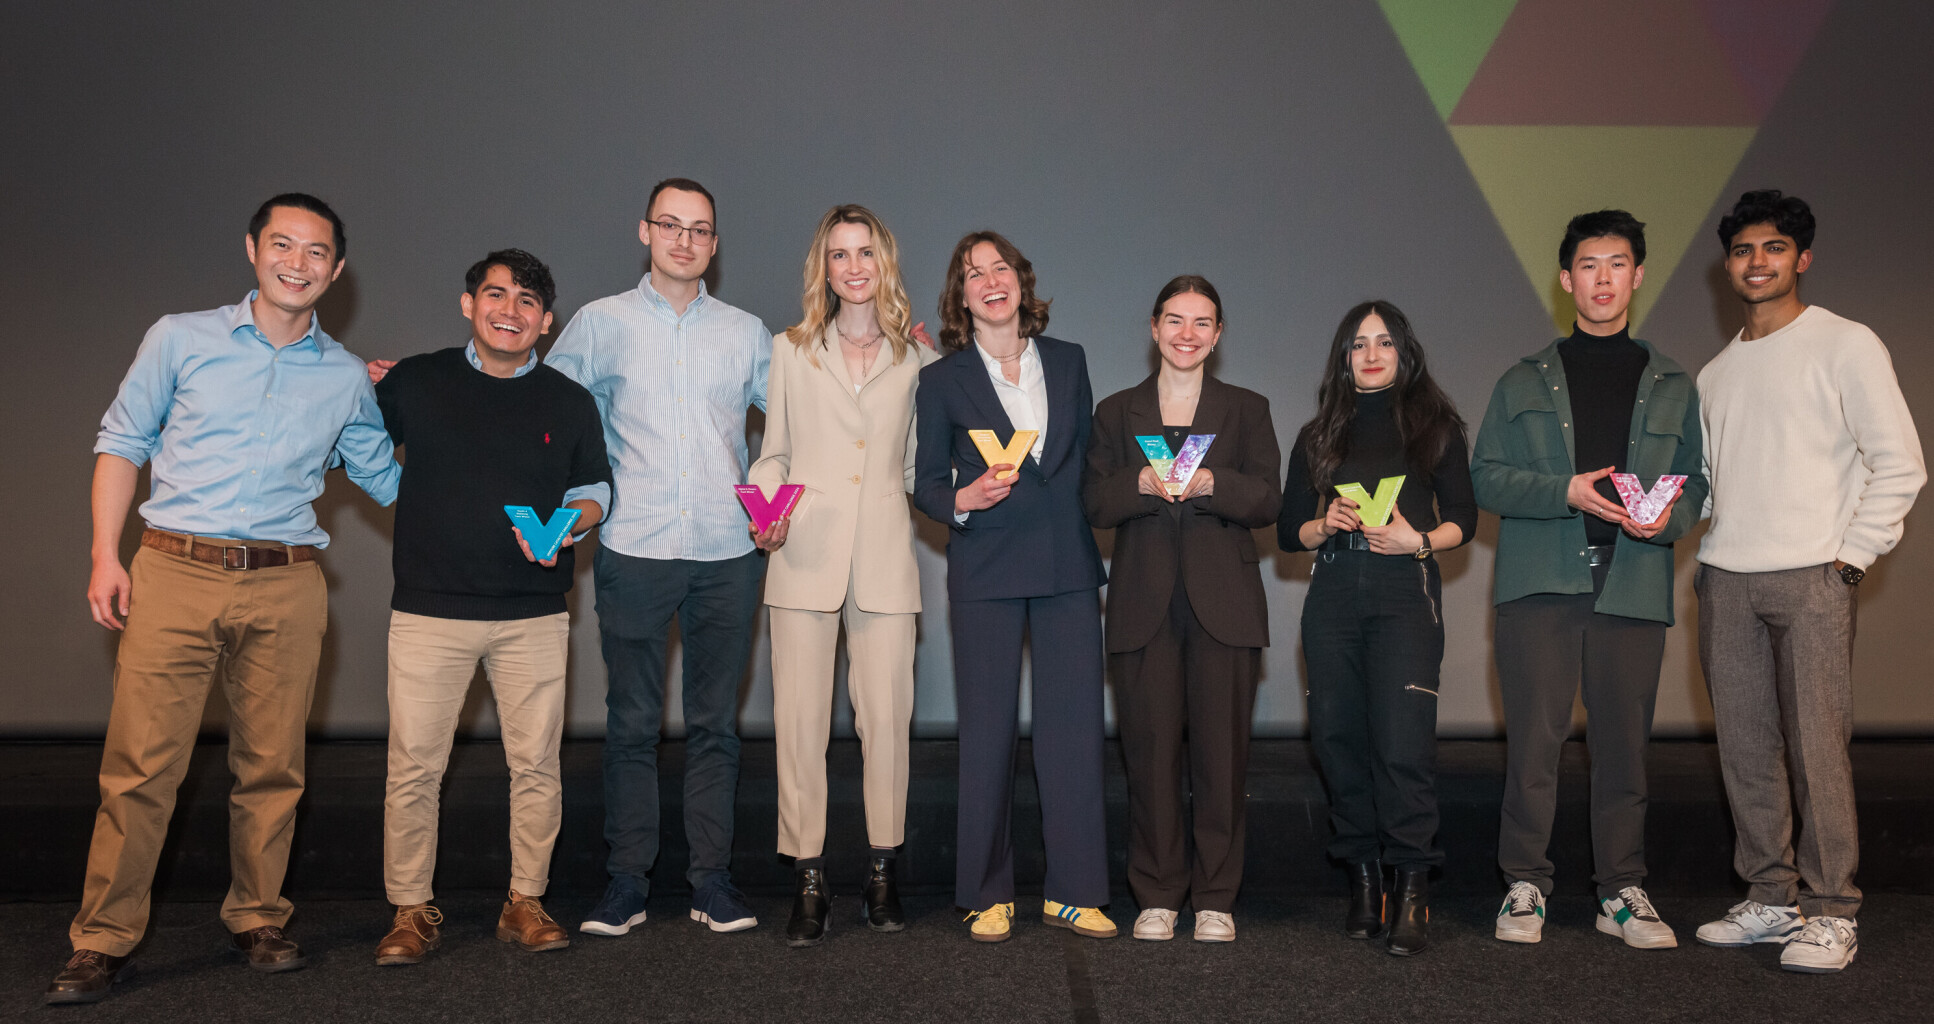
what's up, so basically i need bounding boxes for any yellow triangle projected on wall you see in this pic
[1449,126,1756,329]
[1378,0,1836,333]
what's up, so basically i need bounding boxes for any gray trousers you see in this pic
[1697,562,1860,920]
[1495,561,1666,898]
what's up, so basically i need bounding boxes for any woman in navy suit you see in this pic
[913,231,1115,943]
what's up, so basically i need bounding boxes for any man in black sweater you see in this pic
[369,249,611,966]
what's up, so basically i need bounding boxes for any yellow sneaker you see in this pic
[1043,901,1118,938]
[964,902,1015,943]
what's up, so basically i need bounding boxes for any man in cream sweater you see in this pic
[1693,190,1924,973]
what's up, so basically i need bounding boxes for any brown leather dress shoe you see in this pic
[497,890,570,952]
[45,949,134,1004]
[232,925,307,972]
[376,904,444,966]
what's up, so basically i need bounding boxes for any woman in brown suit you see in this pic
[1081,276,1281,943]
[748,205,937,946]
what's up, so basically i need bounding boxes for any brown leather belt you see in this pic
[140,529,318,570]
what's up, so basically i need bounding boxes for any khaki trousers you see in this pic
[768,576,916,859]
[383,610,570,904]
[72,545,327,956]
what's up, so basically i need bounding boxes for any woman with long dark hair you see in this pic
[1082,276,1280,942]
[1278,300,1476,956]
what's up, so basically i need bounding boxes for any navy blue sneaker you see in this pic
[580,877,648,936]
[690,877,758,933]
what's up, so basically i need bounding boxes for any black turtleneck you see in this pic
[1558,323,1649,545]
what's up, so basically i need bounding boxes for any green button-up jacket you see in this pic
[1470,338,1708,624]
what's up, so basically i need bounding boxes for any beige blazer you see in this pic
[749,326,939,613]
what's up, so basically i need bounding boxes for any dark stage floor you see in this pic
[5,893,1930,1022]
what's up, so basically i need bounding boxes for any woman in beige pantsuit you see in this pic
[748,204,937,947]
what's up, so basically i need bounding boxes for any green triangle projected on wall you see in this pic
[1378,0,1835,331]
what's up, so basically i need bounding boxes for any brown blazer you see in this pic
[749,327,939,613]
[1082,373,1282,653]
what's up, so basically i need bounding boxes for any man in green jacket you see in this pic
[1471,210,1707,950]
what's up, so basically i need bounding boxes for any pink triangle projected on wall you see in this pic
[1697,0,1837,117]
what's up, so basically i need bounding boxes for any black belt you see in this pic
[1321,532,1373,553]
[1585,544,1615,567]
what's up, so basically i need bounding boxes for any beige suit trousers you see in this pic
[72,545,327,956]
[383,610,570,904]
[769,575,916,858]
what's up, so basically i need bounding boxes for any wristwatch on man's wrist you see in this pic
[1838,562,1865,586]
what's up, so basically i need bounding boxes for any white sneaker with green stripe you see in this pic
[1495,881,1546,943]
[1597,886,1677,949]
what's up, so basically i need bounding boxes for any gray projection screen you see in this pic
[4,0,1930,738]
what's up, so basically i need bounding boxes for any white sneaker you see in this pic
[1193,910,1235,943]
[1596,886,1677,949]
[1695,900,1804,947]
[1781,916,1857,973]
[1494,881,1546,944]
[1132,908,1178,941]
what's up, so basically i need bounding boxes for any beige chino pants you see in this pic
[72,545,327,956]
[383,610,570,904]
[768,576,916,859]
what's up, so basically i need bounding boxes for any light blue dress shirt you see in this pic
[95,292,401,547]
[546,274,770,561]
[463,340,610,519]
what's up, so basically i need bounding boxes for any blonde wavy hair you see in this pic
[784,204,913,368]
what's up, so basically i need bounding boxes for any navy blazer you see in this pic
[913,336,1107,601]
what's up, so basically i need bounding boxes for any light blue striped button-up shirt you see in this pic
[545,274,770,561]
[94,292,401,547]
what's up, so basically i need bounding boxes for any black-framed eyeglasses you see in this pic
[649,219,716,244]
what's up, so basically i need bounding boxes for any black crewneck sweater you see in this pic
[1558,324,1649,546]
[374,346,612,619]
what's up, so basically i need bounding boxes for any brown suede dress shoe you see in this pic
[376,904,444,966]
[45,949,135,1004]
[232,925,307,972]
[497,890,570,952]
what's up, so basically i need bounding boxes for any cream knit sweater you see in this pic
[1698,305,1924,572]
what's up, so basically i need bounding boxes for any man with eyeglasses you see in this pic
[546,177,772,937]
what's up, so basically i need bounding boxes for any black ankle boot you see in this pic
[862,855,905,932]
[786,866,830,947]
[1346,861,1384,939]
[1386,866,1430,956]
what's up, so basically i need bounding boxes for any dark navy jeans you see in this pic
[593,547,764,894]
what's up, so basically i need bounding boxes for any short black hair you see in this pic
[1559,209,1646,269]
[249,193,346,262]
[1717,189,1815,253]
[647,177,716,223]
[465,248,557,312]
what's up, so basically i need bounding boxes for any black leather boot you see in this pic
[863,855,906,932]
[1345,861,1384,939]
[786,866,830,947]
[1385,867,1430,956]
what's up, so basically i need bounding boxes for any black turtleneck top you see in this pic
[1276,387,1477,552]
[1558,323,1649,546]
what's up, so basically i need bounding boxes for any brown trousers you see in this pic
[71,544,326,956]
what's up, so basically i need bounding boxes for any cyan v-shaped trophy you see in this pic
[1610,473,1687,526]
[504,505,582,562]
[735,484,804,533]
[1333,475,1406,528]
[1135,434,1216,495]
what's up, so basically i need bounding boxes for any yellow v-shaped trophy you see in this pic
[1334,475,1406,528]
[968,429,1038,481]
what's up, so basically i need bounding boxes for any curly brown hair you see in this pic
[937,230,1051,352]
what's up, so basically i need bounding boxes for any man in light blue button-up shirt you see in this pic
[56,196,399,1001]
[545,178,771,935]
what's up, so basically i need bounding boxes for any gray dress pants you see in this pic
[1696,562,1860,920]
[1495,561,1667,898]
